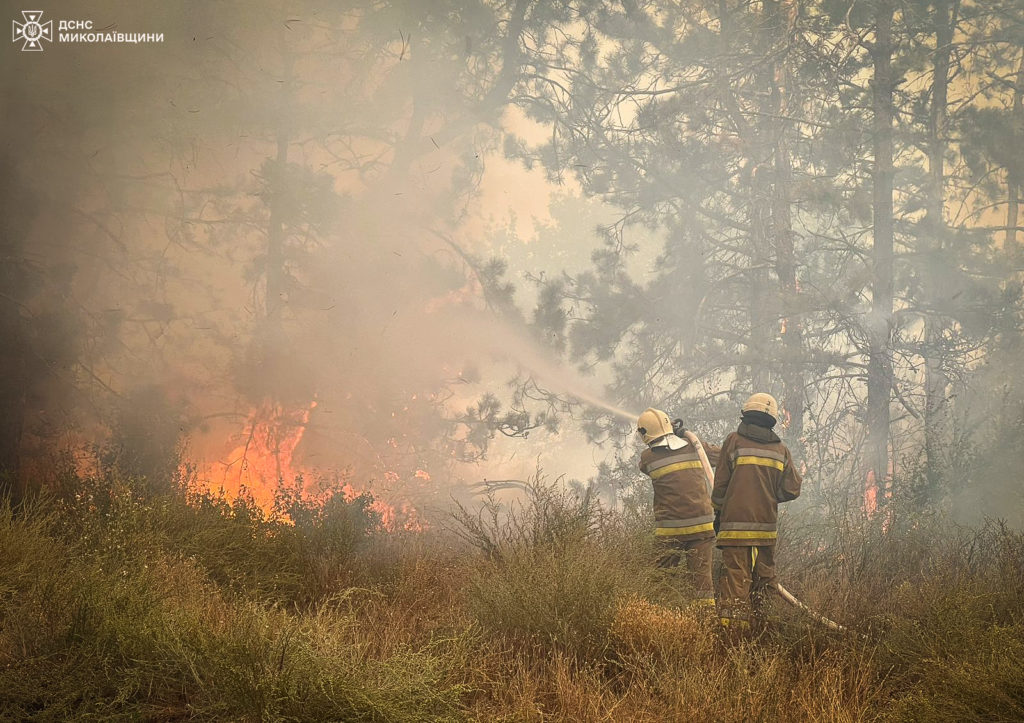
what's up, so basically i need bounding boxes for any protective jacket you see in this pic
[639,435,720,541]
[711,421,801,546]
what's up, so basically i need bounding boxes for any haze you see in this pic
[2,0,1022,528]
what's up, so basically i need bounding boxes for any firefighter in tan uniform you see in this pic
[637,408,720,609]
[711,393,801,630]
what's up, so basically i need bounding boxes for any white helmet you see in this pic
[637,408,673,444]
[742,393,778,419]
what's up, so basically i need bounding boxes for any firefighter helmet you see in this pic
[637,408,673,444]
[742,393,778,418]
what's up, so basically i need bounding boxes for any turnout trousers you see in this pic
[718,545,776,627]
[657,536,715,609]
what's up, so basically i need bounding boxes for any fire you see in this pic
[190,400,428,531]
[864,470,878,517]
[864,461,893,518]
[193,401,316,512]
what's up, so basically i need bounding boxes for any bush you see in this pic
[467,536,651,660]
[0,498,468,721]
[610,595,714,663]
[453,471,665,661]
[448,470,601,559]
[48,469,382,607]
[873,522,1024,720]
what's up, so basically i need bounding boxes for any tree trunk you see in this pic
[252,49,294,410]
[767,0,804,445]
[265,55,292,325]
[749,165,773,392]
[265,131,289,324]
[1008,47,1024,247]
[716,0,771,392]
[866,0,896,494]
[923,0,956,495]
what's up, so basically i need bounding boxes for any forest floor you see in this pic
[2,470,1023,721]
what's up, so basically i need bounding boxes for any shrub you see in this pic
[46,468,382,607]
[448,469,601,559]
[610,595,714,663]
[454,471,664,661]
[7,460,1024,720]
[0,498,468,721]
[467,537,649,660]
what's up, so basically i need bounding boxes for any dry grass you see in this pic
[610,595,713,662]
[2,470,1023,721]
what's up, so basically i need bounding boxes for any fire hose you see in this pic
[680,429,715,498]
[774,583,861,635]
[680,426,859,636]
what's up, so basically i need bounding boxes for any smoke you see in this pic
[0,3,563,500]
[5,0,1021,529]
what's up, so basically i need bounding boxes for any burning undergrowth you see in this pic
[187,400,428,532]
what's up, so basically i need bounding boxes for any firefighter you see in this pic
[637,407,720,610]
[712,393,802,631]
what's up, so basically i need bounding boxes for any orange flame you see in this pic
[194,401,316,512]
[864,460,893,518]
[191,400,428,531]
[864,469,878,517]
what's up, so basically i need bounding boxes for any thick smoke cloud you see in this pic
[1,1,622,515]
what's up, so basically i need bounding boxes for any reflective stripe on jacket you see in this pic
[711,425,801,546]
[639,437,720,541]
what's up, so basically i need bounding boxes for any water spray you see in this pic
[566,392,638,424]
[475,316,639,424]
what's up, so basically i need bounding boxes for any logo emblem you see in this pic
[12,10,52,51]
